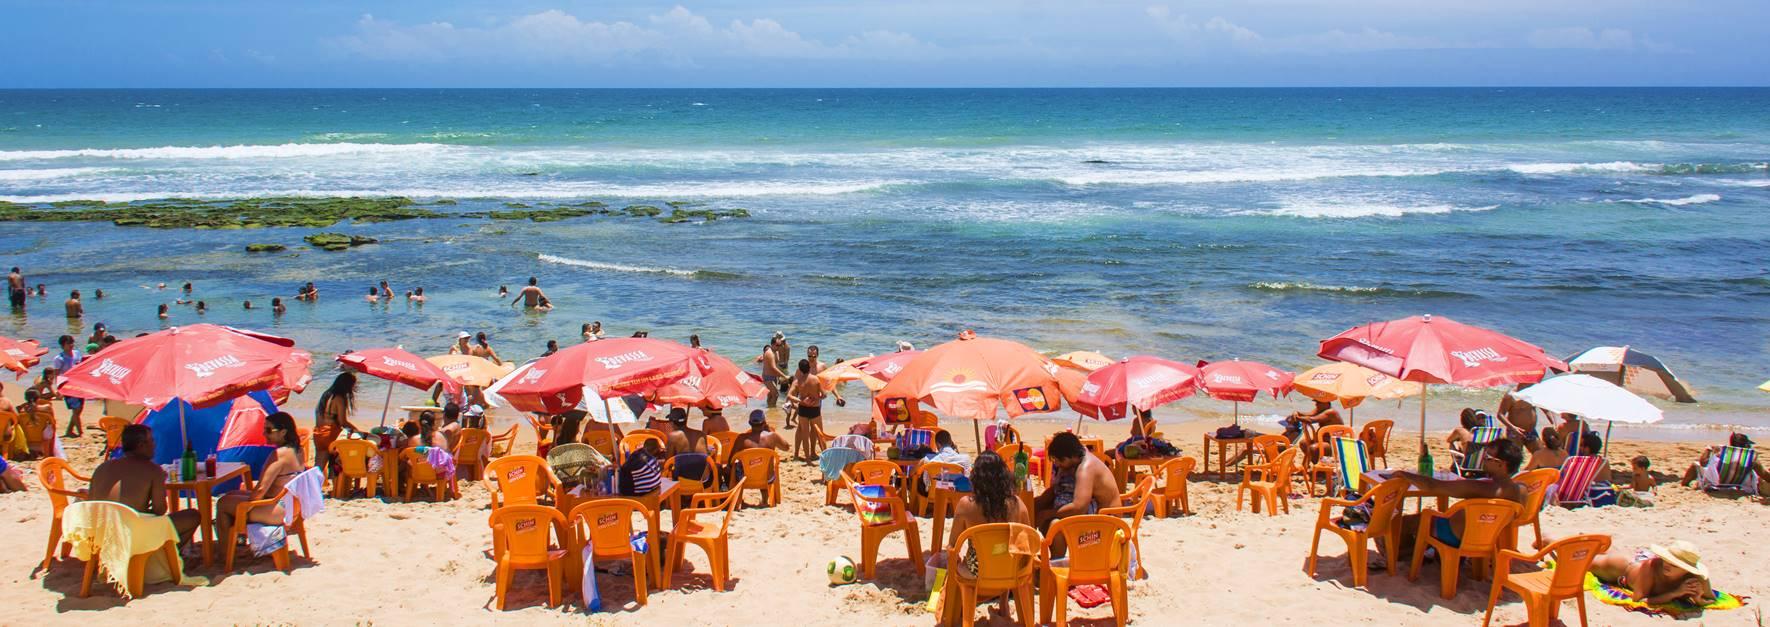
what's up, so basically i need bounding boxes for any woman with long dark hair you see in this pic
[216,411,305,533]
[947,451,1032,616]
[313,372,359,474]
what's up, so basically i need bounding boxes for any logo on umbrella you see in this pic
[380,355,418,371]
[1210,374,1245,385]
[1451,347,1508,368]
[595,351,654,370]
[930,370,989,394]
[1014,387,1052,412]
[519,367,547,384]
[92,358,133,384]
[185,354,245,378]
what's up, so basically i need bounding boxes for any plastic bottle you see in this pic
[1013,447,1030,490]
[180,446,198,481]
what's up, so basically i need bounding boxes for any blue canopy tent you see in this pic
[135,389,280,493]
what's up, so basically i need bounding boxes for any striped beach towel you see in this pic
[855,484,895,526]
[896,428,933,452]
[1333,437,1371,496]
[1552,456,1604,507]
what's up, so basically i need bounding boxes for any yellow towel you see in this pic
[61,501,184,598]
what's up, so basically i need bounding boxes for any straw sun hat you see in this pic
[1649,540,1710,579]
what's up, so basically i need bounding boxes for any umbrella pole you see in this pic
[1603,420,1613,461]
[178,400,188,455]
[605,395,620,463]
[378,380,395,427]
[1233,401,1240,426]
[973,419,983,453]
[1073,412,1084,433]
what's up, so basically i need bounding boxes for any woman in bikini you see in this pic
[947,451,1035,622]
[216,412,305,533]
[1590,540,1715,606]
[471,332,503,366]
[312,372,359,475]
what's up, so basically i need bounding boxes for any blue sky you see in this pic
[4,0,1767,87]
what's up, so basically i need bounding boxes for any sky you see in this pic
[3,0,1767,87]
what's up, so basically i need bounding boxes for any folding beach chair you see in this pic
[896,428,934,453]
[1550,456,1604,508]
[1332,437,1372,498]
[1456,427,1505,478]
[1705,446,1760,494]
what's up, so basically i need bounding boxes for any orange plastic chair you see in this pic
[731,448,781,508]
[708,431,741,467]
[1305,477,1407,588]
[329,439,383,498]
[1361,419,1395,468]
[1483,534,1611,627]
[912,461,964,517]
[1250,434,1291,463]
[296,428,313,468]
[830,458,901,508]
[1236,447,1298,515]
[1509,468,1560,551]
[1099,476,1153,579]
[1151,457,1196,518]
[97,416,130,458]
[663,487,742,591]
[620,432,664,456]
[1039,514,1133,627]
[38,457,90,570]
[1410,498,1524,599]
[402,448,451,502]
[942,522,1040,627]
[662,454,719,505]
[489,504,569,610]
[484,454,560,509]
[221,485,312,573]
[67,501,182,600]
[1304,425,1357,496]
[583,428,618,458]
[454,428,491,481]
[489,424,519,458]
[569,498,653,606]
[842,468,921,579]
[628,427,668,442]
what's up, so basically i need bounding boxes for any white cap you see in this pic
[457,331,471,339]
[897,340,914,351]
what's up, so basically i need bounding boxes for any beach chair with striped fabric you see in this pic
[1703,446,1760,494]
[1332,437,1372,498]
[896,428,934,453]
[1455,427,1506,478]
[1550,456,1604,508]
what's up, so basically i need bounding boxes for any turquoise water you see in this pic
[1,89,1766,436]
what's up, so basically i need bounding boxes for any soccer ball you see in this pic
[827,556,858,585]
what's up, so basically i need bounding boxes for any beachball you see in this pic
[827,556,858,585]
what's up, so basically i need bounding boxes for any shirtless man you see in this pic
[755,337,786,409]
[664,408,709,456]
[379,280,393,301]
[733,410,789,455]
[1391,438,1526,554]
[6,267,24,311]
[87,425,201,544]
[64,290,83,319]
[1497,383,1543,451]
[1035,432,1120,541]
[510,277,547,309]
[784,360,828,461]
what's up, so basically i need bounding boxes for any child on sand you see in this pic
[1618,455,1657,507]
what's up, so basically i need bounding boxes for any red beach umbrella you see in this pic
[56,324,302,411]
[1317,314,1566,470]
[650,349,767,410]
[338,347,465,426]
[1195,359,1294,424]
[1074,356,1200,421]
[878,331,1064,447]
[497,338,708,458]
[0,335,47,377]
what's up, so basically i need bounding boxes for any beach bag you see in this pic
[1214,425,1249,439]
[579,544,603,613]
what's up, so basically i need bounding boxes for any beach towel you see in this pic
[61,501,184,598]
[1333,437,1370,496]
[425,446,457,483]
[1584,571,1747,618]
[819,447,869,482]
[1551,456,1604,507]
[1701,447,1759,493]
[855,484,895,526]
[830,434,876,458]
[285,467,327,524]
[580,544,604,613]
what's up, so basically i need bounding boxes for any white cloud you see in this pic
[1144,5,1452,53]
[1526,26,1679,52]
[330,6,939,65]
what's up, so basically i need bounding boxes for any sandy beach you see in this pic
[4,390,1765,626]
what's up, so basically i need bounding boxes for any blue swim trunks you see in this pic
[1432,517,1461,548]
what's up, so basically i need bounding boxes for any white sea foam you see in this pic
[1259,201,1498,219]
[1505,161,1648,175]
[537,253,695,277]
[1713,179,1770,188]
[0,142,447,161]
[1612,194,1721,206]
[1054,166,1453,186]
[0,179,894,203]
[0,167,109,181]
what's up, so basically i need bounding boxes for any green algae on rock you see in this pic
[303,232,379,251]
[244,243,288,253]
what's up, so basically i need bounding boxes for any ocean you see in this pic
[1,88,1766,439]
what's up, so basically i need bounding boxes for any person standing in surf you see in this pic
[510,276,548,309]
[7,267,24,311]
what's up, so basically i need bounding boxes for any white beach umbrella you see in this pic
[486,360,642,424]
[1511,373,1662,459]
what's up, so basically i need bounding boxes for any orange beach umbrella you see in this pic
[877,331,1064,446]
